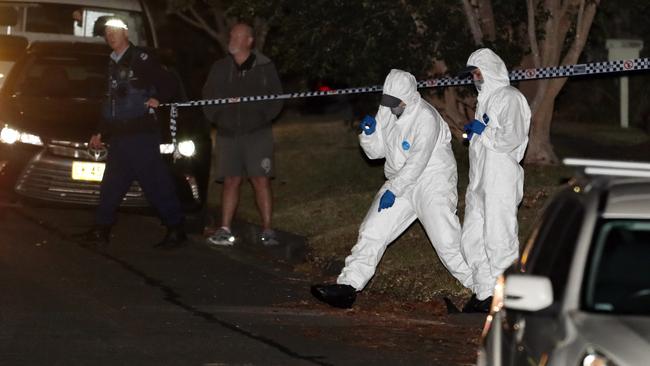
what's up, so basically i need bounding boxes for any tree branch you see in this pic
[478,0,496,41]
[542,0,567,65]
[461,0,484,45]
[173,11,201,30]
[253,17,269,50]
[550,0,598,97]
[527,0,549,113]
[527,0,542,67]
[173,10,220,43]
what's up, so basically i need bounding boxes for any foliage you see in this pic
[166,0,280,19]
[167,0,603,165]
[267,0,435,86]
[166,0,530,86]
[268,0,533,87]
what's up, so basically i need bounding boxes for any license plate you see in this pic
[71,161,105,182]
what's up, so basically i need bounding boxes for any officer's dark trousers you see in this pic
[96,132,183,227]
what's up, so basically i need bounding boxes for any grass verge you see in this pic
[224,116,639,302]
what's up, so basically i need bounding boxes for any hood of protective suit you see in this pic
[466,48,510,95]
[382,69,421,108]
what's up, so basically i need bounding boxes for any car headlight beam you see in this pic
[1,125,20,144]
[1,125,43,146]
[159,143,175,154]
[159,141,196,157]
[178,140,196,157]
[19,132,43,146]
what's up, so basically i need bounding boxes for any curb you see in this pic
[200,207,309,271]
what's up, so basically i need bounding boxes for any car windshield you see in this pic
[0,3,151,47]
[583,219,650,315]
[10,53,106,99]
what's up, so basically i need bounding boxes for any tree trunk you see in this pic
[521,0,599,165]
[425,60,475,140]
[525,93,559,165]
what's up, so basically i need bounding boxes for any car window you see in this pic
[11,54,106,99]
[583,219,650,315]
[24,3,79,35]
[520,192,585,305]
[0,35,28,88]
[3,3,151,47]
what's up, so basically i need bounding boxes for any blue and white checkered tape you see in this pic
[164,57,650,108]
[165,57,650,149]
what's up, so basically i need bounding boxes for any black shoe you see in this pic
[443,297,461,314]
[154,225,188,250]
[311,284,357,309]
[462,294,493,313]
[78,226,110,246]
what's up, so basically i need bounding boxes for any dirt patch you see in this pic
[283,294,483,366]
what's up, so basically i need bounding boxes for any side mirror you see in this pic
[504,274,553,312]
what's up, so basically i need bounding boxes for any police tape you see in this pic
[165,56,650,156]
[164,57,650,108]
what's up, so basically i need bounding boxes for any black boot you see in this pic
[462,294,493,313]
[78,225,110,247]
[311,284,357,309]
[154,225,187,250]
[443,297,461,314]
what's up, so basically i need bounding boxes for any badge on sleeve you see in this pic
[139,52,148,61]
[402,140,411,151]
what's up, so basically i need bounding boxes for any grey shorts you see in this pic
[215,128,274,180]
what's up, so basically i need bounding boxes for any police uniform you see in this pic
[95,43,183,229]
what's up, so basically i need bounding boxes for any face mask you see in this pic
[391,105,405,117]
[473,79,484,92]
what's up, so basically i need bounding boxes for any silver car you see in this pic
[478,158,650,366]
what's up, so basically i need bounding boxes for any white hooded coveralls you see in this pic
[462,48,531,300]
[337,69,474,291]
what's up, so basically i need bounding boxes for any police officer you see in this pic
[85,18,186,249]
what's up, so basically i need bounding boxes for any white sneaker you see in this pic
[206,228,236,246]
[259,229,279,246]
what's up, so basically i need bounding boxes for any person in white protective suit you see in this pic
[311,69,474,309]
[459,48,531,313]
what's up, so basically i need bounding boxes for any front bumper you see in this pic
[2,140,206,210]
[15,150,147,206]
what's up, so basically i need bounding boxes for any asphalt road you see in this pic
[0,202,482,366]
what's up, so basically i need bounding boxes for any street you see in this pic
[0,202,482,366]
[0,1,647,365]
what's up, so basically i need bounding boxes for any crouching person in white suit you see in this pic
[311,69,475,308]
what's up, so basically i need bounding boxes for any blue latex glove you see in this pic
[360,115,377,135]
[467,119,487,134]
[463,122,475,141]
[378,190,395,212]
[463,117,488,141]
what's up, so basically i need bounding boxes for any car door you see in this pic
[499,192,586,366]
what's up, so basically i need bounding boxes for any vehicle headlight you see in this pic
[0,125,19,144]
[0,125,43,146]
[581,350,616,366]
[178,140,196,157]
[159,143,175,154]
[19,132,43,146]
[159,141,196,157]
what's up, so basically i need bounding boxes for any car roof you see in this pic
[6,0,143,11]
[563,158,650,219]
[602,179,650,219]
[27,41,110,56]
